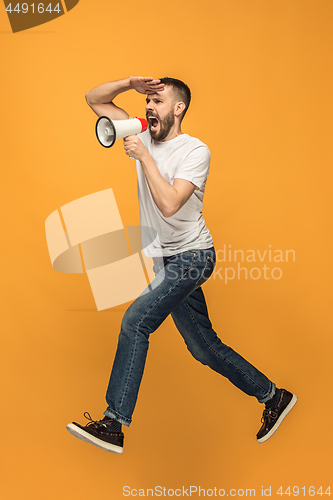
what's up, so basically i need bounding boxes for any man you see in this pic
[66,76,297,454]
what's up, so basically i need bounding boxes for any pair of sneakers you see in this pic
[66,389,297,453]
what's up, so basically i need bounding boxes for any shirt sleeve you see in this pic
[173,145,211,190]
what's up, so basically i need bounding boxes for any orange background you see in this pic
[1,1,332,498]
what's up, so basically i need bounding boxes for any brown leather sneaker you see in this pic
[66,412,124,454]
[257,389,297,443]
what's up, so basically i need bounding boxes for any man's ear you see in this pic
[174,101,186,117]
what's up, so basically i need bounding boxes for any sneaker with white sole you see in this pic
[66,412,124,454]
[257,389,297,443]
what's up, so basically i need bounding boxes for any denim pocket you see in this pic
[164,251,198,281]
[195,254,216,287]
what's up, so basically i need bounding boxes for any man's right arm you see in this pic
[85,76,165,120]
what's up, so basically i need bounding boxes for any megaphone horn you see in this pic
[95,116,148,148]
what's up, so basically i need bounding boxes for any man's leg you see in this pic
[104,250,216,426]
[170,285,297,442]
[67,248,217,451]
[170,286,275,402]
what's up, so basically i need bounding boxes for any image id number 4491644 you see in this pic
[6,3,61,13]
[276,486,331,496]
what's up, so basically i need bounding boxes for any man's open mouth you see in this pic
[147,116,159,131]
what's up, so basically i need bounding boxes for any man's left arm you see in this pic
[123,136,197,218]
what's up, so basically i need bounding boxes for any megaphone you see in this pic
[96,116,148,148]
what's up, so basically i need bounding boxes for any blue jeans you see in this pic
[104,247,275,426]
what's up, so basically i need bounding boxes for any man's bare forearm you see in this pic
[140,152,179,217]
[85,77,132,119]
[85,77,132,105]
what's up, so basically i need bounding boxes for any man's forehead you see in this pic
[146,86,172,100]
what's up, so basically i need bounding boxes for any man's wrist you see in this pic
[128,76,140,91]
[124,76,133,90]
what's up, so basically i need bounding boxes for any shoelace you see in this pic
[83,411,121,433]
[83,412,104,428]
[261,408,278,423]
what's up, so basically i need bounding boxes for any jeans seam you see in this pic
[195,256,215,286]
[139,255,199,324]
[118,332,139,410]
[182,298,270,396]
[104,408,131,426]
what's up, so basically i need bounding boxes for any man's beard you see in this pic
[146,109,175,142]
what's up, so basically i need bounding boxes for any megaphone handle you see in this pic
[126,134,137,160]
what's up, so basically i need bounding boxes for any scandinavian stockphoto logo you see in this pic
[3,0,79,33]
[45,188,163,311]
[212,244,296,284]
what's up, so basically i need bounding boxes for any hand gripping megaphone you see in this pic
[95,116,148,148]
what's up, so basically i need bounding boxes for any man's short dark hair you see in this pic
[159,77,191,121]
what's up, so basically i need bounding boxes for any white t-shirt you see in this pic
[136,130,214,257]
